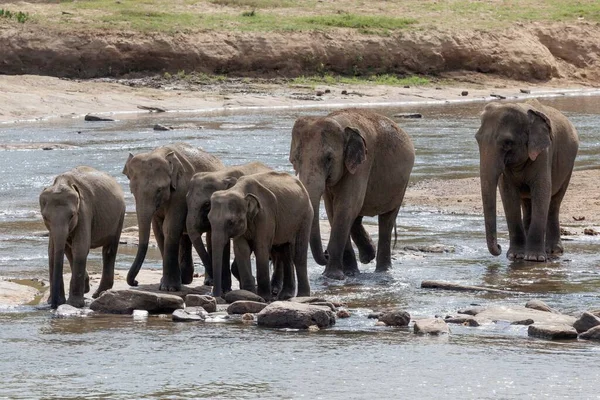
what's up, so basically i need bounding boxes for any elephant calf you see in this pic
[186,161,272,292]
[208,171,313,300]
[476,99,579,262]
[39,166,125,309]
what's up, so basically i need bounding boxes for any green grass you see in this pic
[297,14,416,31]
[292,74,431,87]
[209,0,298,8]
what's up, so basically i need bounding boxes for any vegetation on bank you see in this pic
[4,0,597,33]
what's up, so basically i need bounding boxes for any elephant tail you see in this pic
[393,224,398,249]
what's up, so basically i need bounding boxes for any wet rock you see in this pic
[520,89,531,94]
[527,324,578,340]
[394,113,422,119]
[404,244,455,253]
[590,309,600,318]
[511,318,534,326]
[185,294,217,312]
[172,308,205,322]
[579,325,600,341]
[457,306,485,316]
[227,300,267,315]
[573,311,600,333]
[414,318,450,335]
[224,289,265,304]
[310,301,336,311]
[584,228,599,236]
[84,114,114,121]
[525,299,560,314]
[90,289,184,314]
[422,281,511,294]
[375,321,387,326]
[290,296,328,304]
[341,90,348,95]
[0,279,41,306]
[445,315,480,327]
[315,90,324,96]
[378,309,411,327]
[308,325,320,332]
[461,91,469,96]
[475,306,575,326]
[137,105,166,113]
[336,309,351,318]
[257,301,335,330]
[490,94,507,99]
[368,311,383,319]
[55,304,91,317]
[242,313,254,321]
[153,124,172,131]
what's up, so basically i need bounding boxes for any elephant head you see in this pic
[39,183,81,308]
[475,102,552,256]
[207,190,259,297]
[122,151,183,286]
[289,116,367,265]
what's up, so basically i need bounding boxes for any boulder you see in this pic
[172,308,205,322]
[55,304,92,317]
[414,318,450,335]
[90,289,184,314]
[185,294,217,312]
[84,114,114,122]
[378,309,411,327]
[257,301,335,329]
[336,309,351,318]
[525,299,560,314]
[0,279,41,306]
[527,324,578,340]
[573,312,600,333]
[227,301,268,315]
[445,315,480,327]
[578,325,600,341]
[224,290,265,304]
[457,306,485,316]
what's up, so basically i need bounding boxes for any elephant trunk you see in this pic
[50,226,68,309]
[210,230,226,298]
[307,183,328,266]
[480,160,502,256]
[127,208,153,286]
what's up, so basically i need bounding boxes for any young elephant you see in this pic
[186,162,272,291]
[290,108,415,279]
[476,99,579,261]
[208,171,313,300]
[39,166,125,309]
[123,143,224,291]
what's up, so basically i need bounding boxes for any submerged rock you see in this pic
[579,325,600,341]
[414,318,450,335]
[55,304,91,317]
[185,294,217,312]
[525,299,560,314]
[172,308,205,322]
[378,309,411,327]
[84,114,114,122]
[257,301,335,329]
[573,311,600,333]
[336,309,351,319]
[227,300,267,315]
[474,306,575,326]
[527,324,578,340]
[90,289,184,314]
[445,315,480,327]
[224,290,265,304]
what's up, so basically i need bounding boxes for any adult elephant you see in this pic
[186,161,272,292]
[290,108,415,279]
[476,99,579,261]
[39,166,125,308]
[208,171,313,300]
[123,143,223,291]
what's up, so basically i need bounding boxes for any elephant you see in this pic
[185,161,272,292]
[476,99,579,262]
[122,143,224,291]
[289,108,415,279]
[39,166,125,309]
[208,171,313,300]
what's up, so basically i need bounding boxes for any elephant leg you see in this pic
[273,244,295,300]
[203,232,214,286]
[254,244,273,302]
[270,246,284,298]
[342,238,360,276]
[375,207,400,272]
[221,240,233,293]
[499,177,526,260]
[159,218,183,291]
[179,234,194,285]
[95,238,118,298]
[546,177,571,257]
[294,228,311,297]
[48,237,66,305]
[67,244,89,308]
[152,218,165,259]
[231,258,240,282]
[324,205,354,280]
[233,239,256,293]
[522,198,532,236]
[525,180,551,262]
[351,216,376,264]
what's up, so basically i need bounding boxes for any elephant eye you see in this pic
[202,201,211,209]
[502,139,513,150]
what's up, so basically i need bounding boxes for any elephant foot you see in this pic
[67,296,85,308]
[322,267,345,280]
[258,290,273,303]
[358,245,376,264]
[181,266,194,285]
[159,276,182,292]
[524,252,547,262]
[546,242,564,258]
[343,266,360,277]
[277,288,295,301]
[271,278,283,297]
[507,247,525,261]
[203,276,214,287]
[375,263,392,273]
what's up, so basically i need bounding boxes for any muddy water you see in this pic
[1,97,600,399]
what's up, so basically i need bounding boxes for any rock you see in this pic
[0,279,42,306]
[457,306,485,316]
[579,325,600,341]
[308,325,320,332]
[394,113,422,119]
[310,301,336,311]
[137,105,166,113]
[84,114,114,121]
[490,94,507,99]
[315,90,324,96]
[378,309,411,327]
[461,91,469,96]
[414,318,450,335]
[584,228,599,236]
[511,318,534,325]
[404,244,454,253]
[227,300,267,315]
[573,311,600,333]
[256,301,335,329]
[375,321,387,326]
[590,309,600,318]
[153,124,172,131]
[224,290,266,304]
[475,306,575,326]
[185,294,217,312]
[445,315,480,327]
[290,296,328,304]
[341,90,348,95]
[55,304,91,317]
[520,88,531,94]
[525,299,560,314]
[242,313,254,321]
[527,324,578,340]
[172,308,205,322]
[90,289,184,314]
[336,309,351,318]
[368,311,383,319]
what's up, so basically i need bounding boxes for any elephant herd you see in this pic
[39,101,579,309]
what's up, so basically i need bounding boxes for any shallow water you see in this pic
[1,96,600,398]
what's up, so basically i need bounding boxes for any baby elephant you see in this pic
[476,99,579,262]
[186,161,272,292]
[39,166,125,308]
[208,171,313,300]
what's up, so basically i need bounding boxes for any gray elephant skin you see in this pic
[476,99,579,261]
[123,143,224,291]
[186,161,272,292]
[208,171,313,300]
[39,166,125,309]
[290,108,415,279]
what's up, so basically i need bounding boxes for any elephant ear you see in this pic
[122,153,134,178]
[527,109,552,161]
[71,183,82,211]
[223,176,238,190]
[166,151,182,191]
[344,127,367,174]
[245,193,261,225]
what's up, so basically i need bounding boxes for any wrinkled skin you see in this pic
[186,162,272,291]
[476,99,579,262]
[290,108,415,279]
[208,172,313,301]
[123,143,223,291]
[39,166,125,309]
